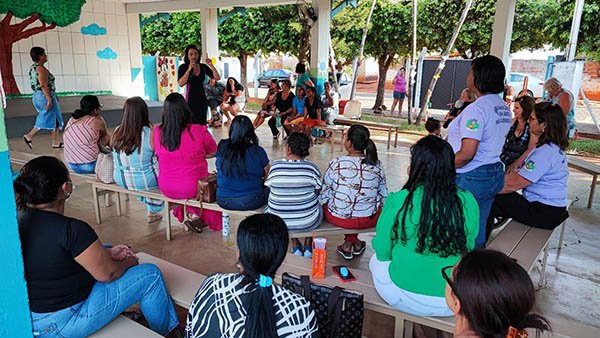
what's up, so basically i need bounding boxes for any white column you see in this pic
[201,8,219,60]
[127,13,144,96]
[310,0,331,95]
[490,0,516,69]
[565,0,585,61]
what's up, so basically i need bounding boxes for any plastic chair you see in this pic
[342,100,362,119]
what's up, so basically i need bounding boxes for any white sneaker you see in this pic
[303,249,313,258]
[292,246,303,256]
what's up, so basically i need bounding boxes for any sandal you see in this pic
[23,136,32,149]
[353,240,367,256]
[336,243,354,260]
[184,218,208,233]
[147,214,163,224]
[52,142,64,149]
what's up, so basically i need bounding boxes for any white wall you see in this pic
[7,0,142,96]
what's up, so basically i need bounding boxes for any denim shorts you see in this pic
[67,161,96,174]
[393,91,406,99]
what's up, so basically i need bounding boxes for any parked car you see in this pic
[509,72,545,98]
[257,69,296,87]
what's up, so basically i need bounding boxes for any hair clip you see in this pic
[257,274,273,288]
[506,326,528,338]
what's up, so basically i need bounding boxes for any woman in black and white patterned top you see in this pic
[185,214,318,338]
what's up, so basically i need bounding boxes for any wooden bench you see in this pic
[89,315,162,338]
[567,155,600,208]
[312,124,349,152]
[334,118,399,149]
[90,180,376,242]
[276,254,455,337]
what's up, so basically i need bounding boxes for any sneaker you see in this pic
[273,131,280,139]
[336,244,354,260]
[303,248,313,258]
[291,246,303,256]
[353,240,367,256]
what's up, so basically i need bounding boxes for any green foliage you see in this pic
[0,0,85,26]
[545,0,600,60]
[365,0,412,59]
[331,1,369,64]
[141,12,203,56]
[568,140,600,157]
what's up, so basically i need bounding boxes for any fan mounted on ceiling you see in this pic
[297,0,318,26]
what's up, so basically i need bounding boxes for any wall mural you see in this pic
[156,56,177,101]
[81,23,106,35]
[0,0,86,94]
[97,47,117,60]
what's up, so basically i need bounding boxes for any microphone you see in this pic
[454,100,464,109]
[444,100,467,128]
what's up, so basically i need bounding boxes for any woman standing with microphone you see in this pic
[177,45,220,125]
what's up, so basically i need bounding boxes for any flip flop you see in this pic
[23,136,32,149]
[184,218,208,233]
[147,214,163,224]
[52,142,64,149]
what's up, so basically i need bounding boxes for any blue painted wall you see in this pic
[143,55,158,101]
[0,100,33,336]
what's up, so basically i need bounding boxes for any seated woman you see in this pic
[370,135,479,317]
[285,85,306,134]
[253,79,279,131]
[185,213,318,337]
[152,93,220,231]
[111,97,164,223]
[14,156,182,338]
[445,250,550,338]
[221,77,244,126]
[271,79,295,140]
[321,81,339,125]
[300,86,325,144]
[488,102,570,237]
[443,88,476,129]
[216,115,270,210]
[500,95,537,172]
[321,125,387,260]
[265,133,322,258]
[63,95,109,174]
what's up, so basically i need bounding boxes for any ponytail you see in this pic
[515,313,551,333]
[362,138,378,166]
[241,275,278,338]
[72,95,101,119]
[71,108,89,119]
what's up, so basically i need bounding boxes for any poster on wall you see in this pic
[156,56,178,101]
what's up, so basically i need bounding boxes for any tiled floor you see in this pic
[7,114,600,337]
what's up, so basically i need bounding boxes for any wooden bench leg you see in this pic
[394,128,398,147]
[330,131,335,153]
[587,174,597,209]
[104,193,111,207]
[165,204,172,241]
[538,243,549,287]
[387,128,392,149]
[92,185,102,224]
[116,193,122,216]
[394,316,405,338]
[557,220,567,254]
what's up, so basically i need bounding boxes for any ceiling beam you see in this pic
[125,0,296,14]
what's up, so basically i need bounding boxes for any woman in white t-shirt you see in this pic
[447,55,512,247]
[487,102,569,234]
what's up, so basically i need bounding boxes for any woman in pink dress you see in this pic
[152,93,221,230]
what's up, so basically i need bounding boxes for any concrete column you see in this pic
[127,13,144,97]
[201,8,219,60]
[490,0,516,70]
[310,0,331,95]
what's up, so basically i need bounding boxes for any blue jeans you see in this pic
[456,162,504,247]
[217,188,268,211]
[67,161,96,174]
[30,264,178,337]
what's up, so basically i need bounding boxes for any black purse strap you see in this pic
[300,275,312,299]
[327,287,344,335]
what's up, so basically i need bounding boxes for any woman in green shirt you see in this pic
[370,135,479,317]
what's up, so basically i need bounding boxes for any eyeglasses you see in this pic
[441,265,459,300]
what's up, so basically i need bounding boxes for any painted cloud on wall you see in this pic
[97,47,118,60]
[81,23,107,35]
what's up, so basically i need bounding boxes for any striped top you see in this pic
[186,273,318,338]
[321,156,387,218]
[265,159,322,231]
[63,116,101,164]
[112,126,159,190]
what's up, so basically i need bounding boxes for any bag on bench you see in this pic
[196,174,217,203]
[282,273,363,338]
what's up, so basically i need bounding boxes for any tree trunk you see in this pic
[373,54,393,110]
[0,39,19,95]
[238,52,249,100]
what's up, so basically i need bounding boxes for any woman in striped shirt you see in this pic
[265,132,322,257]
[63,95,109,174]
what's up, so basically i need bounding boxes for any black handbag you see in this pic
[281,273,364,338]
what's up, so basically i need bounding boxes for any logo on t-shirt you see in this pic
[466,119,480,131]
[524,160,535,171]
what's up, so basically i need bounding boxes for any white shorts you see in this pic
[369,254,453,317]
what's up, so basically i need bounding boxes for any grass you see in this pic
[568,139,600,157]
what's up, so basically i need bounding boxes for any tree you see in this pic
[0,0,86,94]
[364,0,412,109]
[331,1,368,66]
[545,0,600,60]
[140,12,203,56]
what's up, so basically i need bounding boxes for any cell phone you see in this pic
[332,265,356,282]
